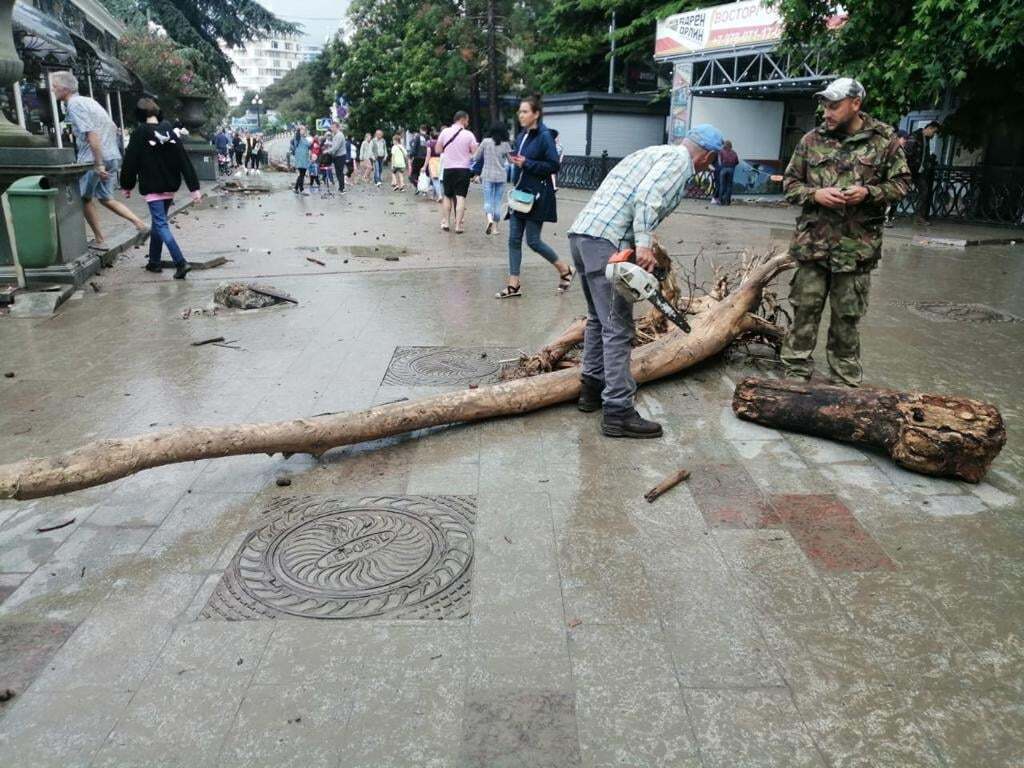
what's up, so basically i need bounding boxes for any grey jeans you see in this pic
[568,234,636,414]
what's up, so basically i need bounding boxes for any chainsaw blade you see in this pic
[649,291,691,333]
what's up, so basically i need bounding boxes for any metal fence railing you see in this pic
[560,152,1024,226]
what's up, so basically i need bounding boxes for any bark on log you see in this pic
[0,253,795,500]
[732,377,1006,483]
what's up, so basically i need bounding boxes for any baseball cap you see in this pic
[814,77,866,102]
[686,123,725,152]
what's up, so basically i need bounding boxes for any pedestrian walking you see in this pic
[496,96,572,298]
[292,126,312,195]
[358,133,373,183]
[49,71,148,250]
[212,127,231,175]
[568,123,723,438]
[474,123,511,234]
[118,97,201,280]
[318,150,336,196]
[425,131,443,201]
[905,120,940,222]
[372,129,388,186]
[409,124,429,190]
[327,121,347,193]
[391,134,408,191]
[246,133,264,172]
[437,111,479,233]
[308,136,321,191]
[781,77,910,387]
[346,136,357,183]
[232,131,245,168]
[716,140,740,205]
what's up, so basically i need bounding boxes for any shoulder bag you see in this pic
[506,133,537,214]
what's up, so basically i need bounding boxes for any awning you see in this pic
[12,1,78,67]
[70,32,132,89]
[95,49,133,89]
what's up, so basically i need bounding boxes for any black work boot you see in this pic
[577,375,603,413]
[601,408,663,439]
[143,262,162,273]
[173,262,192,280]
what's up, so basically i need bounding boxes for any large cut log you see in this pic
[732,377,1006,483]
[0,253,794,500]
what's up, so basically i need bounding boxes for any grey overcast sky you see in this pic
[258,0,351,47]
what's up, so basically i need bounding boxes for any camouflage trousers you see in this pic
[780,262,871,386]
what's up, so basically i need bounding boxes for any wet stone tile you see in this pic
[771,494,898,572]
[0,621,76,699]
[688,463,779,529]
[461,689,582,768]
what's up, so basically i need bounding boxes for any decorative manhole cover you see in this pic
[382,346,520,386]
[202,495,474,620]
[905,301,1021,324]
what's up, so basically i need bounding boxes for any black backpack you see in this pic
[412,133,427,159]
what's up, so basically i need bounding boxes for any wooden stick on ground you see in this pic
[644,468,691,503]
[0,252,795,500]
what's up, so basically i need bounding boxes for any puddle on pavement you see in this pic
[296,244,408,260]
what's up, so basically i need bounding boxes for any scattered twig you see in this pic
[306,257,326,267]
[89,281,101,293]
[644,468,691,503]
[191,336,226,347]
[36,518,75,533]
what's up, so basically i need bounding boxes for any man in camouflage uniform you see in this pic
[781,77,911,386]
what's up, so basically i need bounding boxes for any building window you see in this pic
[271,41,278,49]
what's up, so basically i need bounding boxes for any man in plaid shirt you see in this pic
[568,124,723,439]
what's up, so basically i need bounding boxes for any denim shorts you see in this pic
[80,157,120,201]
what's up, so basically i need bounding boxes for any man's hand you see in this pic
[842,185,869,206]
[96,166,110,181]
[635,246,657,272]
[813,187,847,209]
[190,190,202,203]
[508,154,525,168]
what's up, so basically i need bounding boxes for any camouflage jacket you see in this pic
[784,113,911,272]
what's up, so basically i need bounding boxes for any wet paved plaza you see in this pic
[1,167,1022,766]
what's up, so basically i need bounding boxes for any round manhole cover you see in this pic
[906,301,1021,324]
[206,496,474,620]
[383,346,517,386]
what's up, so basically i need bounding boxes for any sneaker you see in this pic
[601,408,663,439]
[376,181,382,188]
[173,263,191,280]
[577,375,603,413]
[143,263,162,273]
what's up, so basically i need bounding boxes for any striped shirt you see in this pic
[570,144,695,248]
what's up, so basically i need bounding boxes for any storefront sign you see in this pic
[655,0,783,59]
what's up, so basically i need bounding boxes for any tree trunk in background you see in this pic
[732,378,1006,483]
[486,0,499,125]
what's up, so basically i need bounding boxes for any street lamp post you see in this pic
[251,95,263,130]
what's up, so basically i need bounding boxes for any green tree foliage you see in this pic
[102,0,296,83]
[776,0,1024,147]
[329,0,477,137]
[523,1,706,93]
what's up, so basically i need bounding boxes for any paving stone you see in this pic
[771,494,898,572]
[0,687,133,768]
[784,433,874,465]
[461,689,581,768]
[569,623,698,767]
[687,687,826,768]
[216,683,353,768]
[916,493,989,517]
[719,405,784,441]
[467,620,572,691]
[0,620,76,699]
[687,463,778,528]
[93,676,250,767]
[969,481,1019,509]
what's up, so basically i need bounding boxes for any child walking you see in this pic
[318,150,335,196]
[391,134,408,191]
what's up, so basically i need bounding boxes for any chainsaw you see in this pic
[605,249,691,333]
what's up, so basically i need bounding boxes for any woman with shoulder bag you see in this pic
[496,95,574,299]
[474,123,511,235]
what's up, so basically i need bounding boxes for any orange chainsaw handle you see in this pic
[609,248,635,264]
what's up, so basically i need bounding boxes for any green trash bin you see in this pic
[5,175,59,269]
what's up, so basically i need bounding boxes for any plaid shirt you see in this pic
[570,144,695,248]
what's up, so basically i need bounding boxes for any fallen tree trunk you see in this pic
[732,377,1006,483]
[0,253,794,500]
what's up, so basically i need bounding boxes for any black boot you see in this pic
[578,375,603,413]
[173,262,191,280]
[601,408,663,439]
[143,262,162,273]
